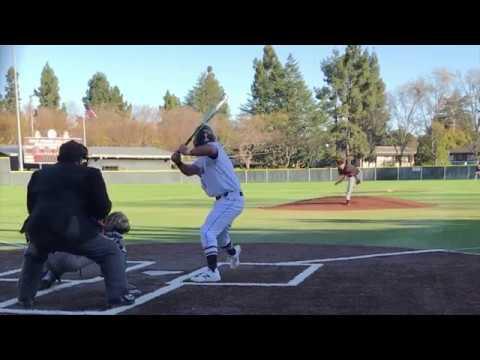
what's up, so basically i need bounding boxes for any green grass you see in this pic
[1,180,480,252]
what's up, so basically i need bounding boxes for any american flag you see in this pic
[84,104,97,119]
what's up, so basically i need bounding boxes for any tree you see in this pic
[282,54,328,167]
[3,67,19,113]
[231,115,271,169]
[459,69,480,158]
[163,90,181,110]
[388,80,425,166]
[416,121,470,165]
[0,93,4,112]
[316,46,389,161]
[83,72,130,113]
[185,66,229,115]
[34,62,60,109]
[110,85,131,113]
[242,45,286,114]
[330,121,370,161]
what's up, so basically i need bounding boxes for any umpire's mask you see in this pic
[193,125,216,147]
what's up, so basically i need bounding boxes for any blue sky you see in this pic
[1,45,480,118]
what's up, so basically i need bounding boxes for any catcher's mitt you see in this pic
[103,211,130,234]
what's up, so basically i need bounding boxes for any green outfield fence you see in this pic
[0,157,478,186]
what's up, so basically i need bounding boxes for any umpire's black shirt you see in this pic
[25,162,112,249]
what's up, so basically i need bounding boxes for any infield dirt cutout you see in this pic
[267,195,431,211]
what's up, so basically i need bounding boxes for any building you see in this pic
[0,145,173,171]
[86,146,172,170]
[362,146,417,168]
[0,145,20,170]
[449,145,479,165]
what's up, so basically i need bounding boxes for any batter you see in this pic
[171,125,244,282]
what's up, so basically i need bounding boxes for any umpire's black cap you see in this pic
[57,140,88,163]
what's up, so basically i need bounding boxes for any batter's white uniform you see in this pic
[193,142,244,257]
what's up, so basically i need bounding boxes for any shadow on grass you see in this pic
[127,219,480,249]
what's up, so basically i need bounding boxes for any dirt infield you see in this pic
[1,243,480,315]
[267,196,431,211]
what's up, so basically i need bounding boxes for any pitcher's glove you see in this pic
[103,211,131,234]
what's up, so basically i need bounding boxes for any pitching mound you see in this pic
[268,196,431,211]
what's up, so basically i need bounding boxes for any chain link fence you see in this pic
[2,164,479,186]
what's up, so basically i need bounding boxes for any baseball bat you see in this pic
[184,95,228,146]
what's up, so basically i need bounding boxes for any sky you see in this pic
[1,45,480,118]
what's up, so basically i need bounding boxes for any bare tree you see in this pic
[459,68,480,158]
[230,115,271,169]
[388,80,425,165]
[419,69,457,129]
[156,107,202,151]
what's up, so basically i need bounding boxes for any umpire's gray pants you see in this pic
[18,233,128,304]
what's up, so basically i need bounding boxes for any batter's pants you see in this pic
[200,192,244,257]
[18,233,128,304]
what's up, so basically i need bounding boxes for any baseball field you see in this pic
[1,179,480,314]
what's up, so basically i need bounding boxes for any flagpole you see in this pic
[82,115,87,147]
[12,46,24,171]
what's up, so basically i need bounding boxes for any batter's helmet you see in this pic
[58,140,88,163]
[193,125,216,147]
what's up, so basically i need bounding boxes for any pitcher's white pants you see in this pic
[200,193,244,257]
[346,176,356,201]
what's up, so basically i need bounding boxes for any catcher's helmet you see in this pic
[58,140,88,163]
[104,211,130,234]
[193,125,216,147]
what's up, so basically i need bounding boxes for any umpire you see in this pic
[18,140,134,309]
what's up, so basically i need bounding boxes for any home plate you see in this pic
[143,270,184,276]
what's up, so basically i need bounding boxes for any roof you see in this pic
[375,146,417,156]
[449,145,478,154]
[0,145,172,159]
[0,145,19,156]
[88,146,171,159]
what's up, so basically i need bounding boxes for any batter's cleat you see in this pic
[227,245,241,269]
[107,293,135,309]
[127,283,142,298]
[190,268,221,283]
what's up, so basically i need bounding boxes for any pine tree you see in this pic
[83,72,111,108]
[185,66,229,115]
[242,45,286,114]
[316,46,389,161]
[110,85,131,113]
[4,67,20,113]
[83,72,130,113]
[34,62,60,109]
[284,54,319,126]
[163,90,181,110]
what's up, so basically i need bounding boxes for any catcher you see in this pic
[334,158,361,206]
[38,211,141,297]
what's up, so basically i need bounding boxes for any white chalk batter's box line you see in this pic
[0,260,155,311]
[0,261,323,315]
[0,248,476,316]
